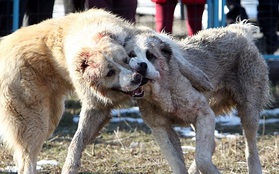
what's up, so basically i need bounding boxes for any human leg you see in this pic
[24,0,55,26]
[185,3,205,36]
[154,0,177,33]
[257,0,279,54]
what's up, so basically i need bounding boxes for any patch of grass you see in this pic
[1,97,278,173]
[1,121,278,173]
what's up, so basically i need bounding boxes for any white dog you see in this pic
[127,23,270,174]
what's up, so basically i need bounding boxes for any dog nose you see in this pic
[138,62,147,70]
[131,73,143,85]
[137,62,147,76]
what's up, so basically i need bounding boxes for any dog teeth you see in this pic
[132,86,144,98]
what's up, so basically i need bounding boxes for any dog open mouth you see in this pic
[122,78,149,99]
[127,86,145,99]
[112,86,144,98]
[114,77,151,99]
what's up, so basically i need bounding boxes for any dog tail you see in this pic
[227,21,259,42]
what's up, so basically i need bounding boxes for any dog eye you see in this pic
[123,57,130,64]
[128,51,136,58]
[161,47,172,57]
[106,70,116,77]
[146,50,156,61]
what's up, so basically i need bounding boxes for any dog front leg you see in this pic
[194,108,220,174]
[140,111,188,174]
[62,107,111,174]
[151,125,188,174]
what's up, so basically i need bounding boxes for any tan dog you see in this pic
[127,23,270,174]
[0,9,157,174]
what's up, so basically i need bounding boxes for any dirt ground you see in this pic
[0,122,278,174]
[1,2,278,173]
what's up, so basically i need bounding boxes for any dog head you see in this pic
[65,26,148,103]
[125,26,213,94]
[123,28,161,81]
[81,35,146,98]
[124,26,173,81]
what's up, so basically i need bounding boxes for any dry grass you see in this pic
[0,123,278,174]
[0,98,278,173]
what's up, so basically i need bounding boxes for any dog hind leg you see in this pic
[13,145,39,174]
[5,111,49,174]
[238,105,262,174]
[0,94,51,173]
[233,57,268,174]
[194,107,220,174]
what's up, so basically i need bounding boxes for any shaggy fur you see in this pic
[0,9,157,174]
[125,27,219,174]
[128,23,270,174]
[181,23,270,174]
[60,20,213,174]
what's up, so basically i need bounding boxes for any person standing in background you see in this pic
[0,0,55,36]
[64,0,85,14]
[85,0,138,23]
[152,0,205,35]
[0,0,25,36]
[257,0,279,54]
[226,0,248,25]
[22,0,55,26]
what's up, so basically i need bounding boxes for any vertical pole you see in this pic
[207,0,213,28]
[12,0,19,31]
[213,0,218,27]
[221,0,226,26]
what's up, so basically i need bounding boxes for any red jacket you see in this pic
[151,0,206,4]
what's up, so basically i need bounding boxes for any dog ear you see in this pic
[78,49,100,83]
[178,60,213,92]
[151,35,172,60]
[94,31,117,42]
[80,52,90,73]
[79,50,99,72]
